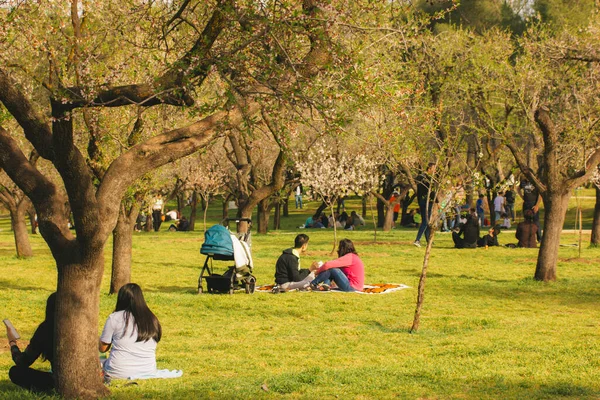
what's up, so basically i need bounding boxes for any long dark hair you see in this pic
[115,283,161,343]
[337,239,358,257]
[35,292,56,362]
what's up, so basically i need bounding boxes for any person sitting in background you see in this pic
[274,234,318,292]
[452,209,479,249]
[164,209,179,221]
[304,215,314,228]
[8,293,56,393]
[401,209,417,227]
[477,226,501,248]
[500,212,511,229]
[516,210,538,248]
[168,216,189,232]
[350,211,365,228]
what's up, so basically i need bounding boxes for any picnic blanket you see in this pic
[256,283,410,294]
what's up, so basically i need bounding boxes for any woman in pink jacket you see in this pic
[310,239,364,292]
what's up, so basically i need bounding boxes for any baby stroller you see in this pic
[198,218,256,294]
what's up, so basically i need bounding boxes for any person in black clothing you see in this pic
[8,293,56,393]
[477,225,501,248]
[274,234,318,292]
[504,188,516,221]
[452,209,480,249]
[413,163,437,247]
[518,177,542,241]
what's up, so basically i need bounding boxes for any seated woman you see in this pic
[477,225,500,247]
[8,293,56,393]
[100,283,162,380]
[310,239,365,292]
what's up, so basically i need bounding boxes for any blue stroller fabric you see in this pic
[201,225,234,257]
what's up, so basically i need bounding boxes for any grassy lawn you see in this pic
[0,193,599,399]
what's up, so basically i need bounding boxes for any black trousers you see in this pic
[152,209,162,232]
[9,366,54,393]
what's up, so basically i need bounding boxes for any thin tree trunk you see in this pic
[330,203,337,254]
[203,196,209,232]
[274,200,281,230]
[55,251,109,398]
[282,189,291,217]
[257,199,270,234]
[27,206,37,234]
[110,203,139,294]
[591,185,600,246]
[10,204,33,258]
[361,196,367,218]
[411,229,436,333]
[222,197,229,220]
[369,195,377,243]
[144,212,153,232]
[189,191,198,231]
[535,193,569,281]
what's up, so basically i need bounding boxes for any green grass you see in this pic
[0,194,599,399]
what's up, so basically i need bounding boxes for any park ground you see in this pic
[0,192,598,399]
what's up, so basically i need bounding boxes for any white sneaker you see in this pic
[413,240,421,248]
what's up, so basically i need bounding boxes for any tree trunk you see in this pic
[376,197,385,228]
[535,193,569,281]
[401,193,416,223]
[10,203,33,258]
[27,206,37,234]
[282,191,290,217]
[222,197,229,220]
[361,196,367,218]
[54,249,109,399]
[382,202,395,232]
[591,185,600,246]
[189,191,198,231]
[274,200,281,230]
[411,230,436,333]
[144,212,153,232]
[314,201,328,219]
[110,204,138,294]
[257,199,270,234]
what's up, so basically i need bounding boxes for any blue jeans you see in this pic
[295,195,303,209]
[415,199,431,242]
[311,268,354,292]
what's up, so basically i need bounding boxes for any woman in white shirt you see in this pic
[99,283,161,380]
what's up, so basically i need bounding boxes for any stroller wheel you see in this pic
[245,277,256,294]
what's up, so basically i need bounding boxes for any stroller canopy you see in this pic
[201,225,234,257]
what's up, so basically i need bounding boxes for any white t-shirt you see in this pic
[166,210,178,220]
[100,310,157,379]
[493,196,504,212]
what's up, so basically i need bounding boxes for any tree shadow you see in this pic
[144,286,198,294]
[363,320,410,334]
[0,279,52,292]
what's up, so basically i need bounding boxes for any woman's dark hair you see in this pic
[115,283,161,343]
[337,239,358,257]
[35,292,56,362]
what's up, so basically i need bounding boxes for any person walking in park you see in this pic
[493,191,505,223]
[476,194,486,227]
[294,184,303,209]
[151,194,164,232]
[518,177,542,241]
[413,163,436,248]
[7,293,57,394]
[273,234,318,292]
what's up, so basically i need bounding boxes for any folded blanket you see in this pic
[257,283,410,294]
[128,369,183,380]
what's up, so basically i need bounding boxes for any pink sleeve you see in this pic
[317,253,353,273]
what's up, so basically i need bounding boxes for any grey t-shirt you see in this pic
[100,310,157,379]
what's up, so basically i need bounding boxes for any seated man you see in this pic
[401,209,418,227]
[452,209,479,249]
[168,216,189,232]
[274,234,318,292]
[516,210,538,248]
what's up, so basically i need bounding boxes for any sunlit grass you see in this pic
[0,193,599,399]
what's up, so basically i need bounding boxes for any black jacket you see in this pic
[274,248,310,284]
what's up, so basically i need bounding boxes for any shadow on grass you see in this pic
[0,279,52,292]
[364,320,410,334]
[144,286,198,294]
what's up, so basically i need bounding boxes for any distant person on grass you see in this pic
[274,234,318,292]
[100,283,162,381]
[516,210,538,248]
[452,209,480,249]
[477,226,501,248]
[310,239,365,292]
[8,293,56,393]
